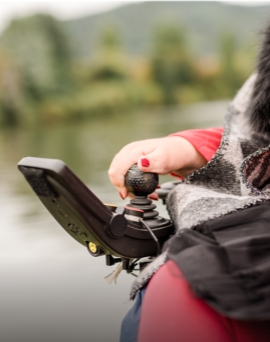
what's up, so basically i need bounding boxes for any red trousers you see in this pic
[138,260,270,342]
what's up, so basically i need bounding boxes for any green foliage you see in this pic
[89,26,128,81]
[0,14,72,97]
[63,1,269,61]
[100,26,121,49]
[151,24,196,104]
[0,9,257,128]
[218,31,247,97]
[0,51,24,126]
[36,80,163,123]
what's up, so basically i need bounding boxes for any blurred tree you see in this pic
[218,30,243,97]
[0,14,73,98]
[194,55,222,101]
[0,50,23,126]
[150,24,196,104]
[89,25,128,81]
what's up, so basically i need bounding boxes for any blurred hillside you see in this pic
[0,1,269,127]
[63,1,270,60]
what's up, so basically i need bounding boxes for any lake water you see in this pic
[0,101,227,342]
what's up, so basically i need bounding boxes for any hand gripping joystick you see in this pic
[124,165,174,255]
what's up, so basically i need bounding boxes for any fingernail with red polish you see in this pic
[149,194,158,201]
[156,184,161,189]
[141,158,150,167]
[119,192,125,200]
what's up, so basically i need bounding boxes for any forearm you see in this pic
[164,136,207,178]
[169,127,223,162]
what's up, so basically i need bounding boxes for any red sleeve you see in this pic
[169,127,223,162]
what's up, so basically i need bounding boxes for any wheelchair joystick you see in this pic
[17,157,174,274]
[124,164,173,235]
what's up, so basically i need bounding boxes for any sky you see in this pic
[0,0,269,33]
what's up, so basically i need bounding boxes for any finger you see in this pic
[115,185,128,200]
[148,191,159,201]
[108,161,129,197]
[108,147,145,189]
[137,150,168,174]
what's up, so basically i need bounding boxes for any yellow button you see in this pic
[89,242,97,253]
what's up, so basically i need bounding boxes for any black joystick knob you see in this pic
[124,164,159,221]
[125,164,158,196]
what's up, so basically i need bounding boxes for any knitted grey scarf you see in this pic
[130,25,270,300]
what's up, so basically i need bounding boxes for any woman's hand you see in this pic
[108,136,207,199]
